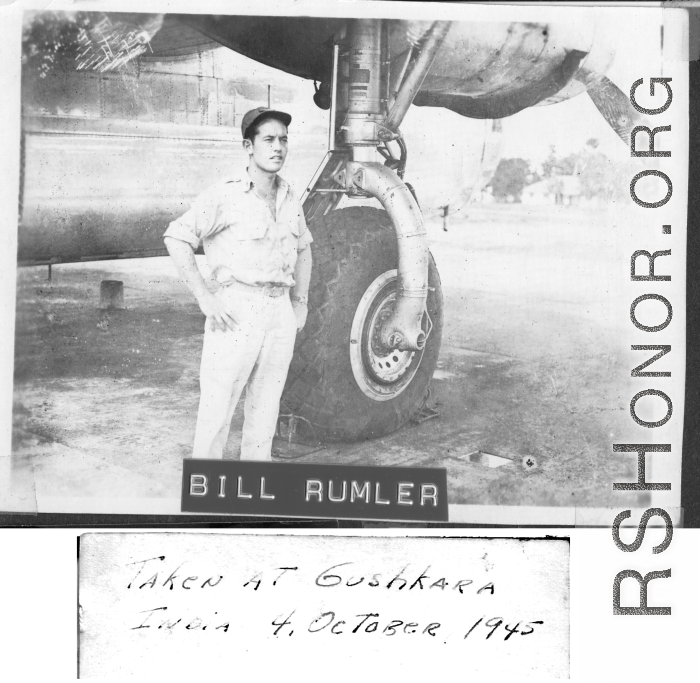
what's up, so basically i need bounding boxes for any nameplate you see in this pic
[181,460,448,522]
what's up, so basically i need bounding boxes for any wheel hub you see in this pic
[349,270,427,401]
[366,293,415,384]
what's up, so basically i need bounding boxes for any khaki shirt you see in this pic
[164,172,312,287]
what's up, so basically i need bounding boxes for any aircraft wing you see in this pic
[159,14,640,139]
[30,11,643,141]
[104,12,640,140]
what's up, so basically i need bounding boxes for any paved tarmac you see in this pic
[7,203,647,521]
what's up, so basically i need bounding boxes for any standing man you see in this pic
[164,107,312,461]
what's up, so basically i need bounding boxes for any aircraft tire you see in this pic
[282,207,443,442]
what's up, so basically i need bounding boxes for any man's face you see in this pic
[245,118,288,174]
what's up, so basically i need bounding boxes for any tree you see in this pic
[535,141,633,204]
[541,149,576,178]
[22,11,87,79]
[576,150,634,202]
[489,158,531,202]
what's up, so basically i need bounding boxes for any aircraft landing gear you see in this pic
[282,19,450,442]
[282,208,443,441]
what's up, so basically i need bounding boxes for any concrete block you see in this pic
[99,280,124,310]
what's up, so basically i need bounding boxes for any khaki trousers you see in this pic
[192,286,297,461]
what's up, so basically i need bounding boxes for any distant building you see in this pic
[555,175,581,205]
[522,174,581,206]
[521,179,554,205]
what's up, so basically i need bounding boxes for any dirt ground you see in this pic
[7,203,646,519]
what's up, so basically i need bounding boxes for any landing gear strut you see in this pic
[283,19,450,441]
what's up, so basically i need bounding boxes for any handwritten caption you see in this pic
[123,555,544,643]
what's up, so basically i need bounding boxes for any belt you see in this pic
[223,280,289,298]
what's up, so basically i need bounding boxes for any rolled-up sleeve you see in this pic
[163,206,201,250]
[296,204,313,251]
[163,186,222,250]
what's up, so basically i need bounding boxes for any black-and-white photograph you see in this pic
[1,1,687,522]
